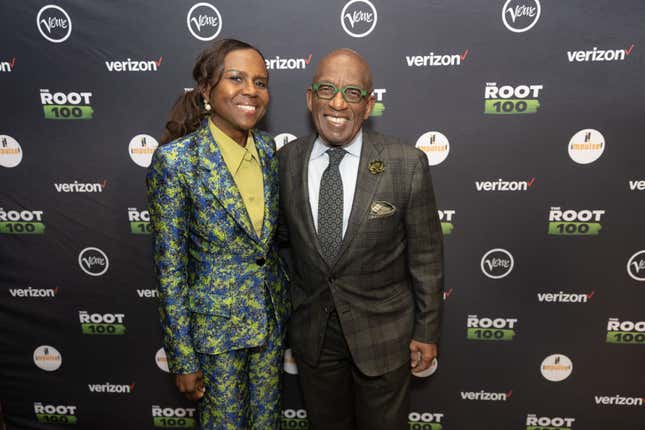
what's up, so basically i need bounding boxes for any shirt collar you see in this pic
[208,119,258,174]
[310,129,363,161]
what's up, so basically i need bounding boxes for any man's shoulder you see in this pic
[277,134,313,160]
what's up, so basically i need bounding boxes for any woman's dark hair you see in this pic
[160,39,266,144]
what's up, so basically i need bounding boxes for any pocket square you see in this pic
[368,201,396,219]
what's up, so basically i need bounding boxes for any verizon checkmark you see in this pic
[625,44,635,56]
[155,56,163,67]
[10,57,16,68]
[305,53,313,65]
[460,49,469,61]
[527,177,536,187]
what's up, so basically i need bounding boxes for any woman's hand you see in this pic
[175,370,206,401]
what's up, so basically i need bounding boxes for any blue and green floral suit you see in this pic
[146,122,290,429]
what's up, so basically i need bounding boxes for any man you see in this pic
[278,49,444,430]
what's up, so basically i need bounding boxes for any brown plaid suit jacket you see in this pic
[278,132,444,377]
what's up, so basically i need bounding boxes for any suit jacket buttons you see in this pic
[328,276,335,284]
[256,257,266,266]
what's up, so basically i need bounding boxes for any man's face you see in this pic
[306,53,375,147]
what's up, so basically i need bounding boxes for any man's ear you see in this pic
[364,94,376,119]
[306,88,313,113]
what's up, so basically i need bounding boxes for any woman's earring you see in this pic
[204,99,212,112]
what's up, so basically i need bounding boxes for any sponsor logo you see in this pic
[408,412,444,430]
[78,247,109,276]
[37,5,72,43]
[416,131,450,166]
[0,208,45,234]
[629,179,645,191]
[105,56,163,72]
[370,88,386,117]
[475,177,535,191]
[274,133,297,151]
[537,290,594,303]
[9,286,59,298]
[129,207,151,234]
[412,357,438,378]
[138,289,159,299]
[405,49,469,67]
[567,44,635,62]
[0,57,16,72]
[79,311,126,335]
[540,354,572,382]
[281,409,308,429]
[33,345,62,371]
[606,318,645,344]
[594,394,644,406]
[155,348,169,373]
[526,414,575,430]
[34,403,77,425]
[568,129,604,164]
[0,135,23,168]
[627,250,645,281]
[40,89,93,120]
[438,210,455,235]
[283,348,298,375]
[547,207,604,236]
[129,134,159,167]
[187,2,222,41]
[460,389,512,401]
[443,288,454,301]
[502,0,540,33]
[481,248,514,279]
[88,382,135,394]
[265,54,312,70]
[152,406,196,428]
[341,0,377,38]
[466,315,517,341]
[484,82,542,114]
[54,180,107,193]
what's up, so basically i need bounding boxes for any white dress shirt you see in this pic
[308,131,363,238]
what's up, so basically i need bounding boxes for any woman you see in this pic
[146,39,290,429]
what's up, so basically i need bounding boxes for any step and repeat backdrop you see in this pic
[1,1,644,429]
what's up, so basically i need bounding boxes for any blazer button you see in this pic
[256,257,266,266]
[328,276,335,284]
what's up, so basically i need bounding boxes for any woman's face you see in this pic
[204,49,269,139]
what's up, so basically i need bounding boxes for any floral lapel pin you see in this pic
[368,160,385,175]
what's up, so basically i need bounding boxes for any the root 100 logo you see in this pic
[0,209,45,234]
[484,83,542,114]
[129,208,151,234]
[526,414,575,430]
[152,406,196,428]
[281,409,308,429]
[34,403,77,425]
[408,412,444,429]
[438,210,455,235]
[467,315,517,341]
[606,318,645,344]
[370,88,386,117]
[40,90,93,119]
[547,207,604,236]
[79,311,126,335]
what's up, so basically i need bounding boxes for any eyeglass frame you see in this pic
[310,82,371,103]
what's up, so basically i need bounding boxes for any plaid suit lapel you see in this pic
[331,132,384,268]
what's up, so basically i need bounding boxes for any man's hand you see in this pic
[409,340,437,373]
[175,370,205,402]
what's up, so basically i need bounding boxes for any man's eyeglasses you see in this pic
[311,82,370,103]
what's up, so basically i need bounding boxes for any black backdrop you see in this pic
[1,1,644,429]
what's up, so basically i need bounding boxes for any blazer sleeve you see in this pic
[146,147,199,374]
[405,150,445,344]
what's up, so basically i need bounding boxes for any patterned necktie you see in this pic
[318,148,347,262]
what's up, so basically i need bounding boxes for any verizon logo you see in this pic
[105,57,163,72]
[475,178,535,191]
[537,291,594,303]
[629,180,645,191]
[405,49,469,67]
[136,289,159,298]
[594,395,644,406]
[54,180,107,193]
[0,57,15,72]
[265,54,312,70]
[567,44,635,62]
[460,390,512,401]
[9,286,58,297]
[88,382,135,393]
